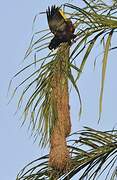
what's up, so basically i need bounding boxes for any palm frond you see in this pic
[16,127,117,180]
[10,0,117,149]
[63,1,117,120]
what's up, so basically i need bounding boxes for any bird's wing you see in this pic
[46,5,67,35]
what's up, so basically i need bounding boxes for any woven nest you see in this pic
[49,132,70,171]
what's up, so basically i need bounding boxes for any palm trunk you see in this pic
[49,43,71,170]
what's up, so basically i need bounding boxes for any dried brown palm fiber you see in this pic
[49,43,71,170]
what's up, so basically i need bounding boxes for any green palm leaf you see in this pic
[99,30,113,121]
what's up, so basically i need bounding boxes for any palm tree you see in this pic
[11,0,117,179]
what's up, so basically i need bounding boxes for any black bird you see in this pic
[46,5,76,50]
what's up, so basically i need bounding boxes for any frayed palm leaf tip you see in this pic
[46,5,76,50]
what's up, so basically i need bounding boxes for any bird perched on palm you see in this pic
[46,5,76,50]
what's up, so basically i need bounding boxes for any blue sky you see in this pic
[0,0,117,179]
